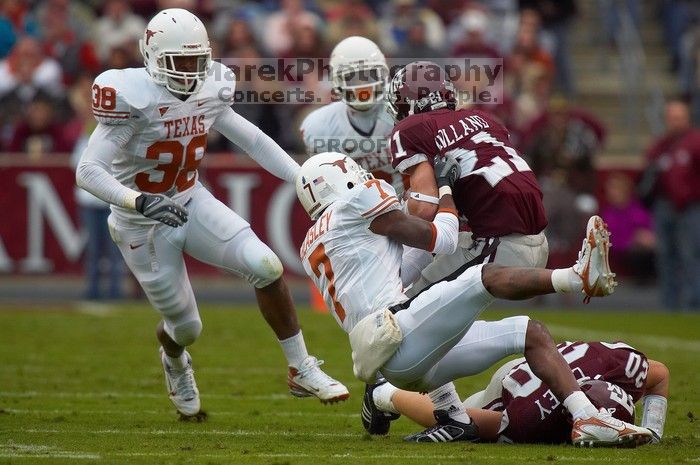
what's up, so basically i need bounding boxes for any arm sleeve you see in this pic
[429,211,459,254]
[75,123,141,209]
[213,106,300,183]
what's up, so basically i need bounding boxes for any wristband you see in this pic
[409,191,439,205]
[124,190,141,210]
[438,186,452,198]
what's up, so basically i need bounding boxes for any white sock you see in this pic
[279,331,309,368]
[641,395,667,438]
[563,390,598,420]
[373,382,399,414]
[428,383,471,424]
[165,351,188,370]
[551,268,583,294]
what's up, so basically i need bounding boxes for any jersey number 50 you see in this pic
[135,135,207,194]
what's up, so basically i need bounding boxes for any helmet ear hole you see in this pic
[347,182,354,189]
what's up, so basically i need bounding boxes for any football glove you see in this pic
[135,193,188,227]
[433,154,461,189]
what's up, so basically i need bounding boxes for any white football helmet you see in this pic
[330,36,389,111]
[297,152,373,220]
[140,8,212,95]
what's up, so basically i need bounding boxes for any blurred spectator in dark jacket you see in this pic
[639,97,700,310]
[93,0,145,64]
[522,96,605,256]
[6,91,71,153]
[68,73,124,300]
[38,0,100,85]
[601,172,656,284]
[396,18,446,60]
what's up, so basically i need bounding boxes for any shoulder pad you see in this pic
[347,179,400,221]
[202,61,237,105]
[300,103,345,154]
[92,69,150,125]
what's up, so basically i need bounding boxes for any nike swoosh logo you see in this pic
[130,243,145,250]
[197,100,206,107]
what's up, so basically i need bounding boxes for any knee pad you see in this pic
[169,318,202,347]
[141,275,187,316]
[243,243,283,288]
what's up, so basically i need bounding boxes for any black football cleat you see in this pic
[404,409,480,443]
[361,379,401,435]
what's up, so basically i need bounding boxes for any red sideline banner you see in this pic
[0,153,313,276]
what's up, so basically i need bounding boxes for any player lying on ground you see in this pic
[364,340,669,444]
[75,9,348,417]
[296,152,652,446]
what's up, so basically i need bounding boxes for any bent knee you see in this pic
[524,319,554,351]
[250,251,283,288]
[170,318,202,346]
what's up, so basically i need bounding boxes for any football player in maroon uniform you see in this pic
[372,341,669,445]
[387,61,549,296]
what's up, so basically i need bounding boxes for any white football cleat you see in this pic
[160,347,201,416]
[573,215,617,302]
[287,355,350,404]
[572,409,653,448]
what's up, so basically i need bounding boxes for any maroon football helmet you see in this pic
[386,61,456,121]
[580,380,635,423]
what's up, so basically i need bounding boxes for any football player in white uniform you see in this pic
[299,37,403,191]
[295,152,651,447]
[75,9,349,417]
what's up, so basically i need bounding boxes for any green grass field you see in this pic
[0,304,698,464]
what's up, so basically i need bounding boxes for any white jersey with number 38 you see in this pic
[300,179,405,333]
[91,61,235,224]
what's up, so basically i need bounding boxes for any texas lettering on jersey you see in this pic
[90,61,235,225]
[163,115,206,138]
[389,108,547,237]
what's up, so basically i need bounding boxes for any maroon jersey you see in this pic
[494,341,649,444]
[390,108,547,237]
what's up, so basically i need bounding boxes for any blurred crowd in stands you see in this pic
[1,0,697,308]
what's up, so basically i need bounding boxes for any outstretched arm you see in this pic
[213,106,299,183]
[641,360,669,442]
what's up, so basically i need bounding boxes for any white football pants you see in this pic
[108,184,283,346]
[381,264,529,391]
[406,231,548,297]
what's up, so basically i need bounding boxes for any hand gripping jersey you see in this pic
[300,102,402,189]
[490,341,649,444]
[299,179,405,333]
[91,61,235,224]
[390,108,547,237]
